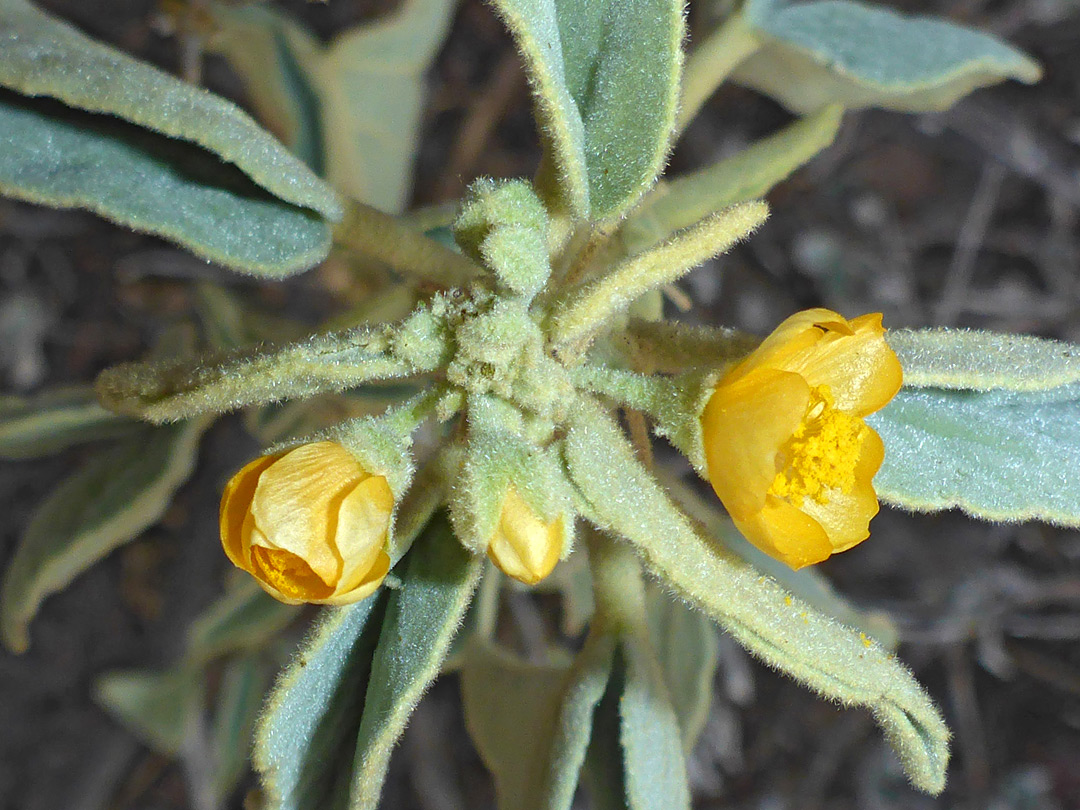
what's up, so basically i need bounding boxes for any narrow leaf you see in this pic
[0,418,207,653]
[550,202,768,350]
[735,0,1040,113]
[349,514,483,810]
[870,384,1080,526]
[95,316,442,423]
[0,386,136,459]
[644,587,719,750]
[619,636,691,810]
[623,106,843,253]
[888,328,1080,391]
[562,395,950,794]
[489,0,684,221]
[0,91,331,276]
[254,593,389,810]
[0,0,339,219]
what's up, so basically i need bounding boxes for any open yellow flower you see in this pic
[701,309,902,569]
[219,441,393,605]
[487,486,564,585]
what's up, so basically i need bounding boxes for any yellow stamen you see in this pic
[768,385,867,507]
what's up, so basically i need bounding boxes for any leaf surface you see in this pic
[735,0,1040,112]
[562,395,949,794]
[0,0,339,275]
[489,0,683,220]
[0,386,136,459]
[0,418,207,652]
[871,384,1080,526]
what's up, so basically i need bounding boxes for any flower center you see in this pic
[768,385,866,507]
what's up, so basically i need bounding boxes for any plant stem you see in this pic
[586,527,648,638]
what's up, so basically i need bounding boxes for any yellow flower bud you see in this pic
[486,486,564,585]
[219,441,393,605]
[701,309,902,569]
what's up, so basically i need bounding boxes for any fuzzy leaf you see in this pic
[644,587,719,750]
[488,0,683,221]
[550,201,768,350]
[0,386,136,459]
[186,578,297,664]
[348,515,482,810]
[623,105,843,253]
[888,328,1080,391]
[618,636,691,810]
[0,91,331,276]
[735,0,1040,113]
[95,667,204,755]
[468,631,617,810]
[96,312,445,423]
[870,384,1080,526]
[562,395,950,794]
[0,0,339,275]
[206,4,324,171]
[0,419,207,653]
[211,0,455,213]
[254,592,388,810]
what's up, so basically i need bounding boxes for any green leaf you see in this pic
[206,4,324,171]
[95,667,204,755]
[889,328,1080,391]
[550,201,768,351]
[0,0,340,275]
[462,632,617,810]
[348,515,482,810]
[488,0,684,221]
[0,92,331,277]
[870,384,1080,526]
[254,515,481,810]
[254,592,389,810]
[618,636,691,810]
[622,105,843,253]
[662,471,898,648]
[735,0,1040,113]
[210,0,456,213]
[186,577,297,664]
[0,386,136,459]
[644,586,719,750]
[562,395,950,794]
[211,656,270,800]
[0,418,207,653]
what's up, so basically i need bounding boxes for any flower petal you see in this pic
[333,474,394,595]
[249,545,336,602]
[703,368,810,519]
[249,442,365,584]
[220,453,282,570]
[323,551,391,606]
[799,426,884,553]
[732,494,833,569]
[723,308,850,384]
[774,313,902,416]
[487,488,563,585]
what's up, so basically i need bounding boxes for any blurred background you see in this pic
[1,0,1079,808]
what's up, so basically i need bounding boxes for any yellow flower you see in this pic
[701,309,902,569]
[219,441,393,604]
[487,486,564,585]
